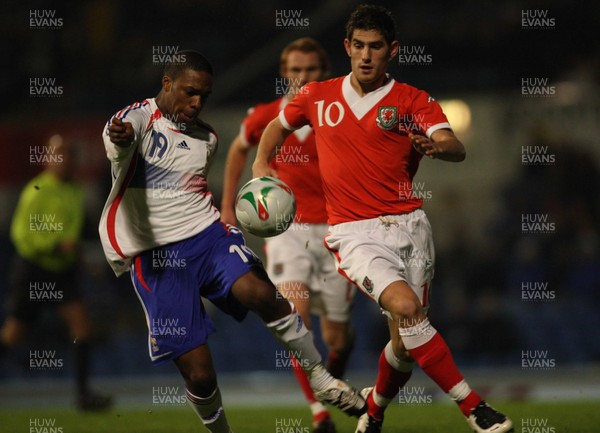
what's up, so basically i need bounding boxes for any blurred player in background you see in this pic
[0,135,111,411]
[253,5,513,433]
[99,50,365,433]
[221,37,356,433]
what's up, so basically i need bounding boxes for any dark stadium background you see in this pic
[1,0,599,407]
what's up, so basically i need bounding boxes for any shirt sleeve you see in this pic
[410,90,452,138]
[279,84,312,131]
[240,106,266,148]
[102,103,149,162]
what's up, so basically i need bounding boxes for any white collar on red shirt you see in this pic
[342,73,395,120]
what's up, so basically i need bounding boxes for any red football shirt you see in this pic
[280,74,451,224]
[241,97,327,223]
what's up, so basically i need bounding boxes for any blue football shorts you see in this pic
[130,221,263,365]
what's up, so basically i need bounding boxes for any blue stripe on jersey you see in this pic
[105,100,150,134]
[119,100,149,120]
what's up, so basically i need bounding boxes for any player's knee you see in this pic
[380,281,424,321]
[387,297,422,322]
[252,285,292,322]
[185,369,217,397]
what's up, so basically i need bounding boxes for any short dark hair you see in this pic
[345,5,397,46]
[163,50,213,80]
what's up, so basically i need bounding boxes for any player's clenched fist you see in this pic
[108,117,134,146]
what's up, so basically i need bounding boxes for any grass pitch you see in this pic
[2,401,599,433]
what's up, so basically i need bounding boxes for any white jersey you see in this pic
[99,98,220,276]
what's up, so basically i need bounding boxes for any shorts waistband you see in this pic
[329,209,426,234]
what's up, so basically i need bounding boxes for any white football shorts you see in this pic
[265,223,356,322]
[324,210,435,315]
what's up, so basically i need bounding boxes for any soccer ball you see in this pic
[235,176,296,237]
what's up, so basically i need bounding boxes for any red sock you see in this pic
[312,411,331,424]
[407,333,481,416]
[374,347,412,398]
[367,347,412,420]
[457,390,482,417]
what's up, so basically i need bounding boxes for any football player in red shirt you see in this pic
[253,5,513,433]
[222,38,356,433]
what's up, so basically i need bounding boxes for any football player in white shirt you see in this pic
[99,50,365,433]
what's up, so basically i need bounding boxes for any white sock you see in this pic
[398,318,437,350]
[448,380,472,402]
[307,364,336,391]
[186,388,233,433]
[266,303,323,373]
[384,340,414,372]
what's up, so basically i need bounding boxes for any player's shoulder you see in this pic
[22,171,59,196]
[390,80,436,104]
[391,80,422,96]
[243,98,285,130]
[186,118,218,143]
[24,171,48,190]
[194,117,216,133]
[248,98,285,118]
[115,99,152,120]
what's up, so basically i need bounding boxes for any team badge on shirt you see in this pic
[362,276,374,293]
[273,263,284,275]
[376,106,398,130]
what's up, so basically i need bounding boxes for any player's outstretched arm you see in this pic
[252,117,292,177]
[221,134,250,225]
[410,129,466,162]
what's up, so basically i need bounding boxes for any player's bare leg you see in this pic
[279,281,335,432]
[321,317,354,379]
[378,281,513,433]
[58,301,111,411]
[58,300,91,342]
[231,271,365,417]
[174,345,233,433]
